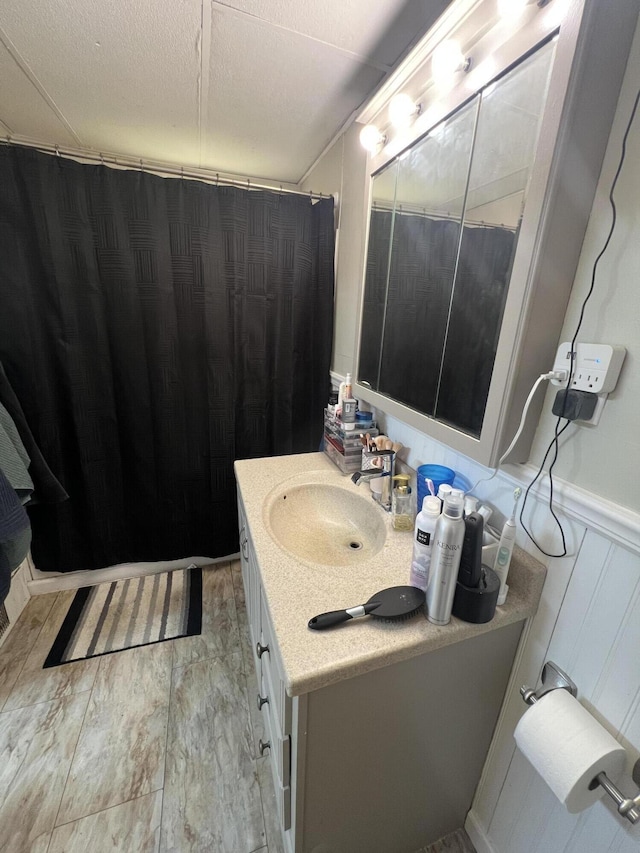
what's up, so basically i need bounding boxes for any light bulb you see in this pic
[359,124,386,153]
[465,57,498,93]
[388,93,420,128]
[498,0,529,19]
[431,40,469,84]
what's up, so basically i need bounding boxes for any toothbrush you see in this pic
[494,487,522,606]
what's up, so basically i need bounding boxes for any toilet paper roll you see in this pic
[514,688,626,813]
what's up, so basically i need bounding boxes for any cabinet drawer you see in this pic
[260,595,292,736]
[260,691,291,833]
[260,674,291,789]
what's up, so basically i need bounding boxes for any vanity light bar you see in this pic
[358,0,558,154]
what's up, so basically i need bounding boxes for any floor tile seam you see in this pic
[50,786,165,832]
[170,644,244,674]
[0,685,91,716]
[223,560,245,651]
[50,686,95,830]
[0,592,61,712]
[254,754,274,853]
[0,721,39,810]
[2,657,102,715]
[0,676,21,713]
[43,828,54,853]
[158,642,175,852]
[56,642,175,827]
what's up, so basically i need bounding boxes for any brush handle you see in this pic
[308,602,378,630]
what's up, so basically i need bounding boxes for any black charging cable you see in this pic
[521,84,640,558]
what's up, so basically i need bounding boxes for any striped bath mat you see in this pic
[44,567,202,667]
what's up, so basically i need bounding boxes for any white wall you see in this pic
[301,16,640,853]
[301,123,368,377]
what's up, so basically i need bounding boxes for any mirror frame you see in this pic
[353,0,638,467]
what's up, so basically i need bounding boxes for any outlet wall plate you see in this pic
[552,343,626,393]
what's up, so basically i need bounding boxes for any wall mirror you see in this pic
[359,40,555,439]
[353,0,637,467]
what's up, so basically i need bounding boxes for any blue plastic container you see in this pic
[417,464,455,511]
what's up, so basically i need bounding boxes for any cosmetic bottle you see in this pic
[344,372,353,400]
[391,474,413,531]
[426,490,465,625]
[341,397,357,430]
[409,496,441,591]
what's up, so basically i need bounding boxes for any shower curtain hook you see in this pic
[100,152,105,166]
[247,178,250,191]
[216,173,219,186]
[55,144,60,157]
[181,165,184,179]
[139,159,144,173]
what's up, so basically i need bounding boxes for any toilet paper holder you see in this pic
[520,660,640,824]
[520,660,578,706]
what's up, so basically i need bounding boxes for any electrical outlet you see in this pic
[552,343,626,392]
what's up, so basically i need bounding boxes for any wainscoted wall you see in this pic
[476,530,640,853]
[367,413,640,853]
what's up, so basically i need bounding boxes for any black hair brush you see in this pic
[308,585,425,630]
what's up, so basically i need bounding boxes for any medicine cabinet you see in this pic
[353,0,638,467]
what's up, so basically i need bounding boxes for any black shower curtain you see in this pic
[0,146,334,572]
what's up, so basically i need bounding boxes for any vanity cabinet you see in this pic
[237,493,525,853]
[239,497,293,834]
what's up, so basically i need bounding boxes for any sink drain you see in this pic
[347,540,363,551]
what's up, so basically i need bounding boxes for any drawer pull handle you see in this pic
[256,642,270,658]
[240,527,249,560]
[257,694,269,710]
[259,739,271,755]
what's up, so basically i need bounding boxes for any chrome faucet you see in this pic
[351,450,395,511]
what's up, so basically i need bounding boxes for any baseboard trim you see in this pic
[0,561,31,649]
[26,553,240,595]
[465,810,498,853]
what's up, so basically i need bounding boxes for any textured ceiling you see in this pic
[0,0,451,183]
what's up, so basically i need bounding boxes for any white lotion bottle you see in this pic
[426,490,465,625]
[410,496,441,591]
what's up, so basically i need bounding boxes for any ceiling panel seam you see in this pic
[210,1,394,73]
[198,0,212,168]
[0,26,82,146]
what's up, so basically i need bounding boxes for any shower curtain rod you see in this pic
[0,136,328,200]
[372,201,518,232]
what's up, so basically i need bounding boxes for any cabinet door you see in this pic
[237,497,262,657]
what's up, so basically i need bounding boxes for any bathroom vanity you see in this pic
[235,452,546,853]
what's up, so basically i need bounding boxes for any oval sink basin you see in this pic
[266,483,386,565]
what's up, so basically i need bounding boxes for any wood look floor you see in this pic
[0,562,475,853]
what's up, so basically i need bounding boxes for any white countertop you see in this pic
[235,452,546,697]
